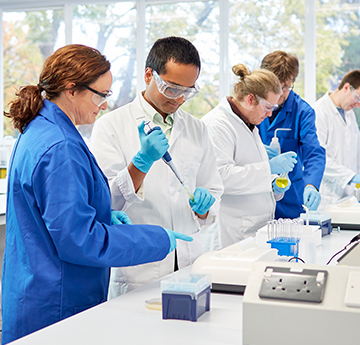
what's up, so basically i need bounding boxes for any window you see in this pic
[2,0,360,134]
[229,0,305,98]
[146,1,220,118]
[316,0,360,120]
[3,9,65,137]
[73,2,137,110]
[72,2,137,137]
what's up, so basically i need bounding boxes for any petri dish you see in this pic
[145,298,162,311]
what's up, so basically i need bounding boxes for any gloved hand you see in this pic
[303,185,321,211]
[272,177,292,194]
[111,211,132,225]
[269,151,297,175]
[164,229,193,254]
[264,145,279,159]
[351,174,360,184]
[189,187,215,215]
[131,121,169,173]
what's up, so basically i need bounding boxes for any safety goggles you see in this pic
[152,70,200,101]
[282,84,294,92]
[351,86,360,103]
[256,95,279,112]
[85,85,113,107]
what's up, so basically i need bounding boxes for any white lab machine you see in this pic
[243,261,360,345]
[337,239,360,267]
[326,196,360,230]
[191,237,278,294]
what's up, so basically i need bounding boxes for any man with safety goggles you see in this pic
[257,50,326,219]
[314,70,360,207]
[90,36,223,299]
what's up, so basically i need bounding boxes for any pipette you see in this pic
[147,125,195,202]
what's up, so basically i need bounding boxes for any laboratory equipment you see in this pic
[191,237,278,294]
[146,123,194,201]
[270,128,291,187]
[269,128,291,155]
[266,218,301,257]
[337,237,360,267]
[145,298,162,311]
[243,261,360,345]
[275,172,289,188]
[354,183,360,201]
[256,223,322,250]
[326,196,360,230]
[300,210,332,237]
[298,205,320,263]
[161,272,211,321]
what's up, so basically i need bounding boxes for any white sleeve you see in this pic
[315,105,355,189]
[90,117,142,211]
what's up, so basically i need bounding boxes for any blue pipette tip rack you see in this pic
[161,273,211,321]
[267,237,300,257]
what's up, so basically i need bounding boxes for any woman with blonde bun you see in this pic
[202,63,297,248]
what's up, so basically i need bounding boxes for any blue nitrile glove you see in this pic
[351,174,360,184]
[131,121,169,173]
[111,211,132,225]
[269,151,297,175]
[303,185,321,211]
[189,187,215,215]
[272,177,292,194]
[164,229,193,254]
[264,145,279,159]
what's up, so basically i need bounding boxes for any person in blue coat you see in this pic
[1,44,192,345]
[257,51,326,219]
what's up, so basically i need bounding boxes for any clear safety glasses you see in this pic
[256,95,279,112]
[282,84,294,92]
[152,70,200,101]
[351,86,360,103]
[85,85,113,107]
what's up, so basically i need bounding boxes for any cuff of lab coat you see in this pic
[115,169,144,205]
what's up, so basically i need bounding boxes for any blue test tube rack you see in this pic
[267,237,300,257]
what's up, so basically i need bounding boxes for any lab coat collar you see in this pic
[135,92,185,147]
[324,91,347,123]
[35,99,106,181]
[135,92,173,125]
[36,99,83,140]
[226,96,255,131]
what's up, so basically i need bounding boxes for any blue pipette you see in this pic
[147,126,194,201]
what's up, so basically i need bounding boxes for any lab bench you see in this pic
[8,230,357,345]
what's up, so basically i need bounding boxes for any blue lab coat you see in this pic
[1,100,169,344]
[257,91,326,219]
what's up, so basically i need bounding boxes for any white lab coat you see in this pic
[202,97,277,248]
[314,92,360,207]
[90,93,223,297]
